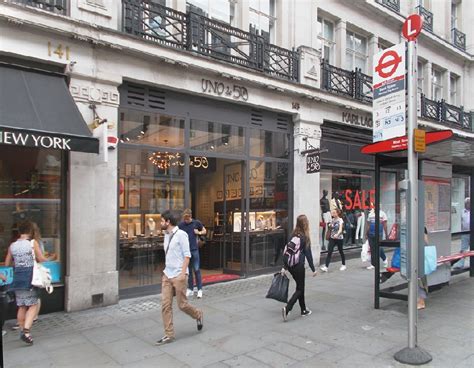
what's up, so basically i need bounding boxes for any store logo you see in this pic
[342,111,373,128]
[0,130,71,150]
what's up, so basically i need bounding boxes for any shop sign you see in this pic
[0,128,72,150]
[344,189,375,210]
[414,128,426,153]
[341,111,373,128]
[306,152,320,174]
[372,43,406,142]
[201,79,249,101]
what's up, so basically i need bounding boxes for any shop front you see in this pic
[118,83,292,297]
[0,63,99,314]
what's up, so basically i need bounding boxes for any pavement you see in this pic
[3,257,473,368]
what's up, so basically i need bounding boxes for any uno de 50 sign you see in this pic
[201,79,249,101]
[306,152,320,174]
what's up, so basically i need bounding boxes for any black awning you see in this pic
[0,64,99,153]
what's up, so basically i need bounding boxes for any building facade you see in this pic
[0,0,472,312]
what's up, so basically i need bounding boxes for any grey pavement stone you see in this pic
[48,341,120,366]
[97,337,164,365]
[246,347,297,367]
[122,353,189,368]
[210,334,267,355]
[4,341,51,366]
[221,355,271,367]
[158,338,233,368]
[265,341,316,361]
[36,332,90,351]
[82,325,133,345]
[119,317,161,334]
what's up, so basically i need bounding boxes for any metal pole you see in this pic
[406,40,418,350]
[395,38,432,366]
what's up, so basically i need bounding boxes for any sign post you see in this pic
[394,14,432,366]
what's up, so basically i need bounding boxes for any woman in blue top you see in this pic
[5,221,48,345]
[321,209,347,272]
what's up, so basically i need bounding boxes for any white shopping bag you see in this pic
[361,240,370,263]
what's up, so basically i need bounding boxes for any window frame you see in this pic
[449,74,458,105]
[432,68,444,101]
[345,30,368,73]
[249,0,277,43]
[317,16,336,64]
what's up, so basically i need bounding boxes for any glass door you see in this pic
[222,161,245,274]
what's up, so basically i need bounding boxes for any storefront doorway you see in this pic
[117,83,292,297]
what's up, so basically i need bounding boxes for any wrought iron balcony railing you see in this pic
[421,94,472,131]
[8,0,67,14]
[122,0,299,82]
[321,60,373,103]
[375,0,400,13]
[451,28,466,51]
[416,6,433,32]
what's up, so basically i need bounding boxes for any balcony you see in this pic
[321,60,373,104]
[8,0,67,15]
[451,28,466,51]
[375,0,400,13]
[122,0,299,82]
[416,6,433,32]
[421,94,472,131]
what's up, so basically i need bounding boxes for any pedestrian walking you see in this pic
[4,221,49,345]
[365,201,388,270]
[156,210,203,346]
[281,215,317,321]
[179,209,206,298]
[454,197,470,269]
[320,209,347,272]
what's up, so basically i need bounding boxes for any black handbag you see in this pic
[265,272,289,303]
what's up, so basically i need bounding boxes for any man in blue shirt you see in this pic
[179,209,206,298]
[156,210,203,346]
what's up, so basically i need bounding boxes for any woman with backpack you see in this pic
[281,215,317,321]
[320,209,346,272]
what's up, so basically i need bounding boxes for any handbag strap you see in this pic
[30,239,37,265]
[164,230,177,256]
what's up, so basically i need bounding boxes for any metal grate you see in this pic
[451,28,466,51]
[250,109,263,127]
[375,0,400,13]
[276,114,290,131]
[8,0,67,14]
[124,84,166,111]
[417,6,433,32]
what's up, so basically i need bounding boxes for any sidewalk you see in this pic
[3,257,473,368]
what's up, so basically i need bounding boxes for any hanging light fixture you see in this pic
[149,152,182,169]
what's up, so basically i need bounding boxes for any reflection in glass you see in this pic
[190,120,245,154]
[0,146,63,282]
[249,129,289,158]
[120,109,185,148]
[119,147,185,290]
[248,161,289,270]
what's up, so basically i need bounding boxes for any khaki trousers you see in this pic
[161,273,201,338]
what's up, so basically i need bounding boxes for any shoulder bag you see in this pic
[31,241,54,294]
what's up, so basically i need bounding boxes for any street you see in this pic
[3,257,473,368]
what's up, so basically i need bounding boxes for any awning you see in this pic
[0,64,99,153]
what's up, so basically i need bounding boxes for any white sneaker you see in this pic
[186,289,193,297]
[197,290,203,299]
[383,259,389,268]
[340,265,347,271]
[320,265,328,272]
[366,265,375,270]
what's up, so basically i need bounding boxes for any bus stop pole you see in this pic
[395,37,432,366]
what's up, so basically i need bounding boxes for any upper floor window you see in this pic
[432,68,443,101]
[249,0,276,42]
[187,0,234,24]
[345,31,367,73]
[451,0,460,29]
[449,74,459,105]
[317,17,335,64]
[417,61,424,94]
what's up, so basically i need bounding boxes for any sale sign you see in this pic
[372,43,406,143]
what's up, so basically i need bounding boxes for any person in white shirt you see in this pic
[156,210,203,346]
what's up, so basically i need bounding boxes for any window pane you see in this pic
[119,147,185,290]
[355,55,366,72]
[250,129,289,159]
[120,109,185,149]
[354,34,367,54]
[260,0,270,15]
[317,17,323,37]
[210,0,230,22]
[187,0,208,13]
[346,32,354,50]
[249,0,259,9]
[324,20,334,40]
[190,120,245,154]
[248,161,289,270]
[259,15,270,33]
[345,52,353,70]
[0,146,64,283]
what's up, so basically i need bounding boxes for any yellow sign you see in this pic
[414,129,426,153]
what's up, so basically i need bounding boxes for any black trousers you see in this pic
[325,238,345,267]
[368,235,387,267]
[286,264,306,313]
